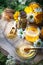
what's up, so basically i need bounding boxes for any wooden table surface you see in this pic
[0,20,43,64]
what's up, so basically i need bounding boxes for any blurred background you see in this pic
[0,0,43,14]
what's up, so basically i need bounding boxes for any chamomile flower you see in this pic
[34,39,43,47]
[18,0,26,4]
[17,28,25,38]
[27,13,35,23]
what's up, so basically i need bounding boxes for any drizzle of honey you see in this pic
[24,48,30,53]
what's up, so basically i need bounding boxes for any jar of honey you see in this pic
[25,26,40,42]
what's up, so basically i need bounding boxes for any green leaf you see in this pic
[15,4,27,11]
[0,52,7,63]
[0,8,3,14]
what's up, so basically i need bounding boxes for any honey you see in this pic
[25,26,40,42]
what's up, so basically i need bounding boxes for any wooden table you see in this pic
[0,20,43,64]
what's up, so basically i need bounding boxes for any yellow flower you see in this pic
[29,3,40,10]
[13,11,20,22]
[24,6,29,14]
[24,6,33,14]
